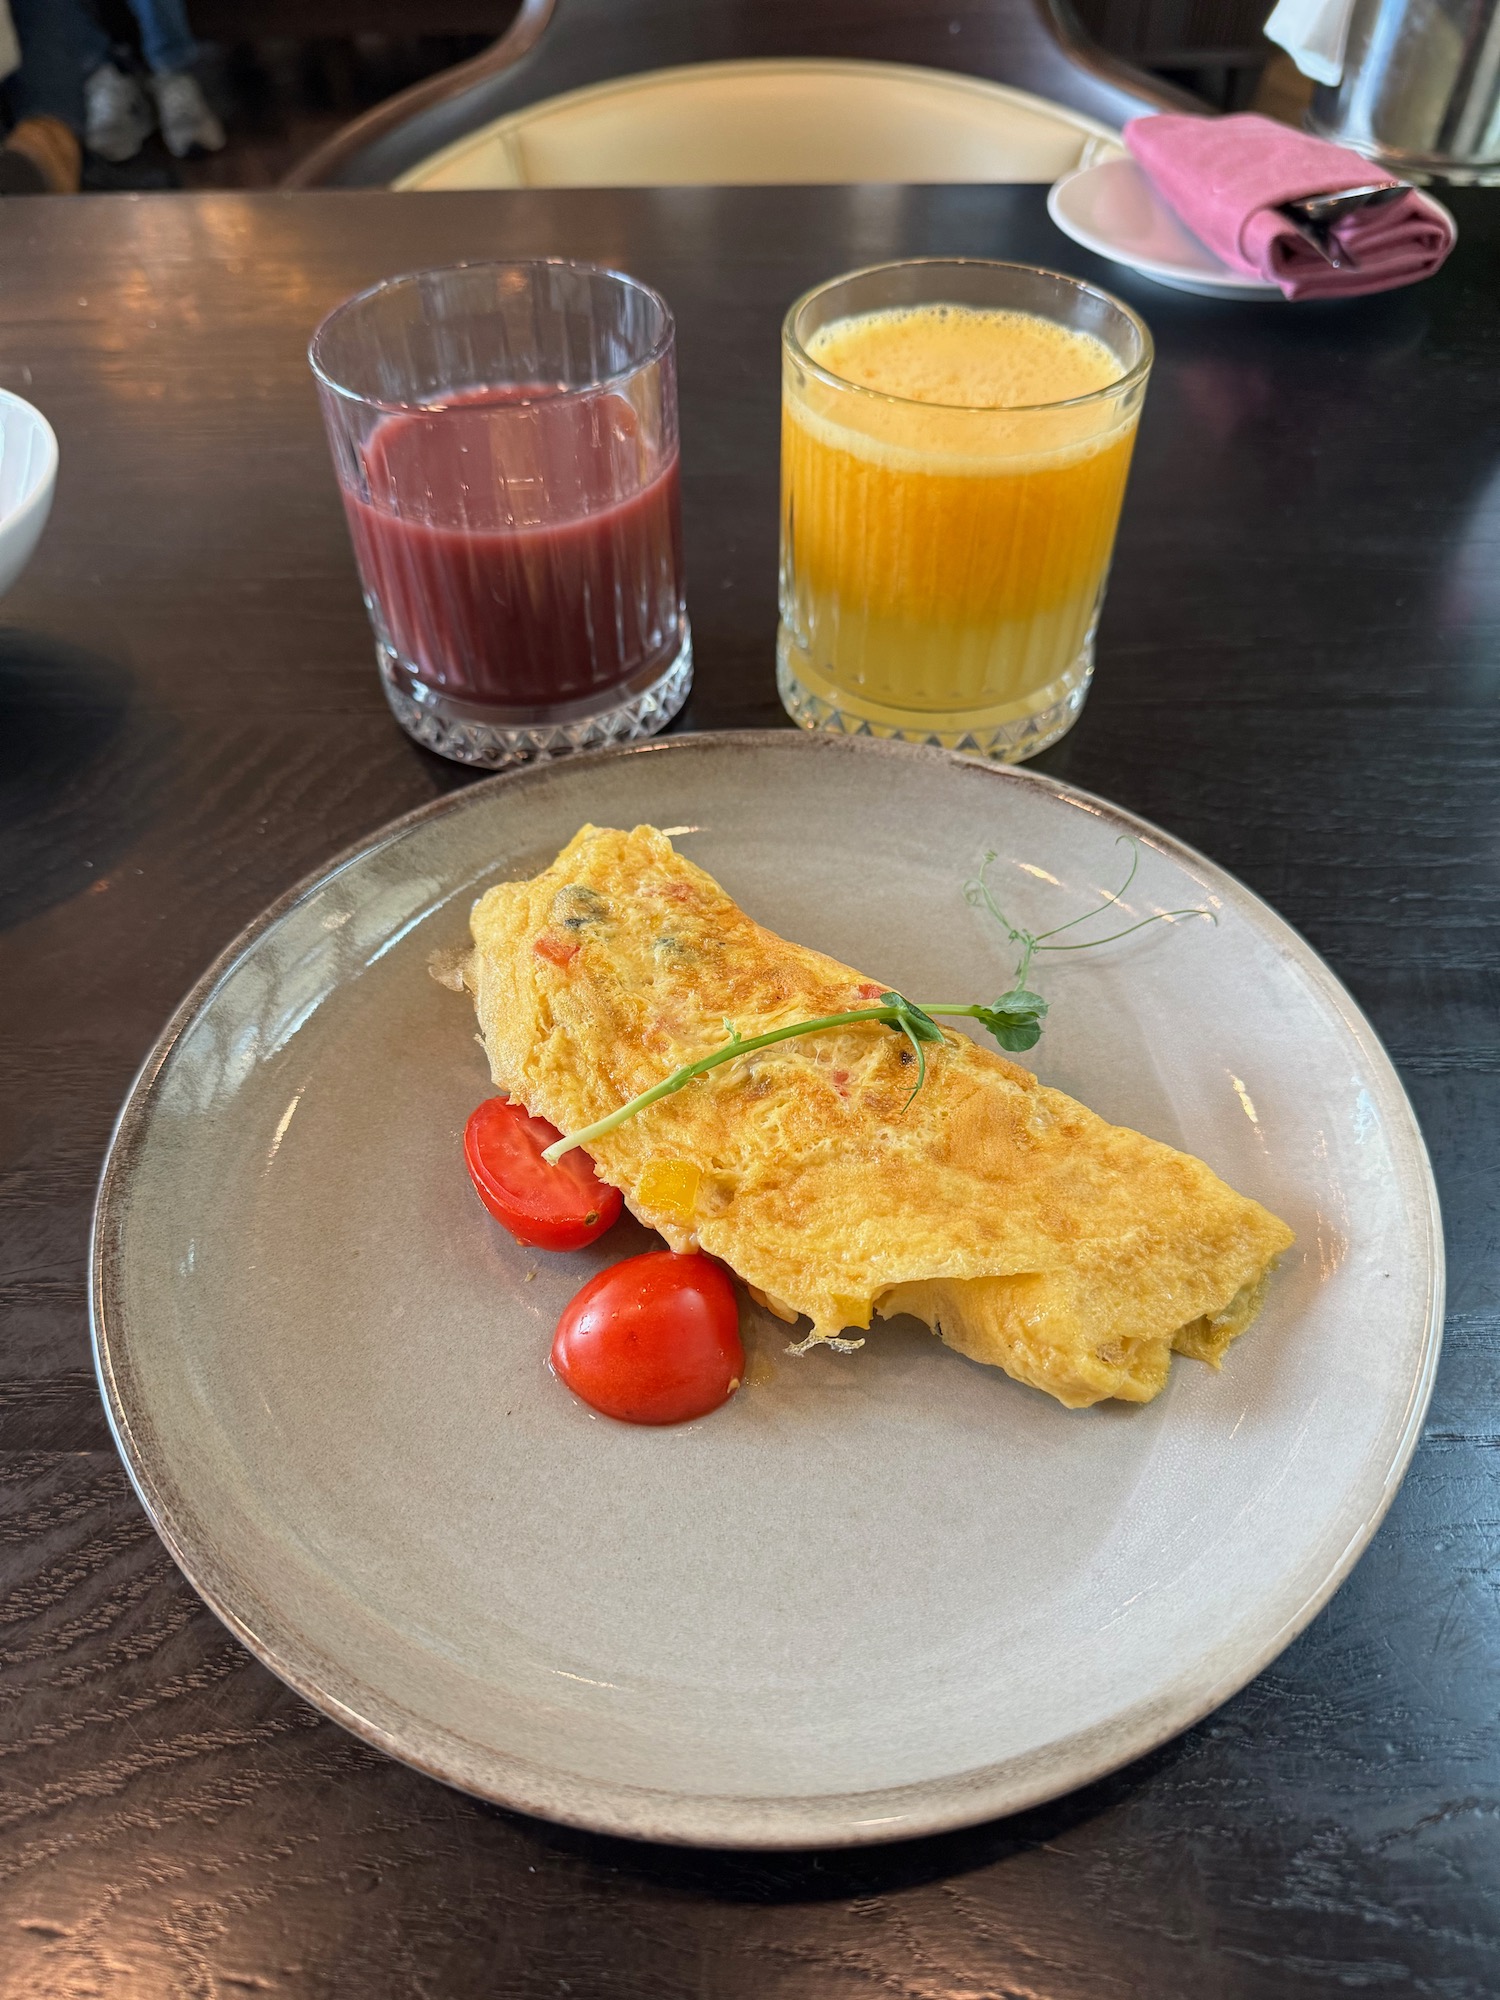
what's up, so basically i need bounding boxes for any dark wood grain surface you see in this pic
[1,184,1497,1997]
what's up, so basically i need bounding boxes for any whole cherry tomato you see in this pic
[552,1251,744,1425]
[464,1097,622,1252]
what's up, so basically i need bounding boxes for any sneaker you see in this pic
[148,71,226,159]
[85,62,153,165]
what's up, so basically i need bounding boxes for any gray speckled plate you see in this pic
[91,733,1442,1848]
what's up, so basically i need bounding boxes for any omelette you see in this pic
[462,824,1293,1409]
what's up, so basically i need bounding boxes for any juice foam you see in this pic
[807,304,1121,412]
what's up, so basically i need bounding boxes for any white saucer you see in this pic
[1048,154,1284,299]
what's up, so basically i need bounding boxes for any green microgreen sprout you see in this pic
[930,837,1218,1055]
[539,838,1214,1162]
[541,993,943,1162]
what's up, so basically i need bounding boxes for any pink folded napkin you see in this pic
[1124,112,1455,300]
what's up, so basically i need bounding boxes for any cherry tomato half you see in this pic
[464,1097,622,1252]
[552,1251,744,1425]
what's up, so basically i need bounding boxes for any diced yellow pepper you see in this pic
[637,1157,702,1223]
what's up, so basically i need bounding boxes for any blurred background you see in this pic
[90,0,1313,190]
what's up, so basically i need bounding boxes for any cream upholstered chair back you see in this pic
[283,0,1196,191]
[393,58,1124,191]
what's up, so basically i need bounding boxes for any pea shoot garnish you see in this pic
[542,993,944,1162]
[540,839,1213,1163]
[937,837,1217,1054]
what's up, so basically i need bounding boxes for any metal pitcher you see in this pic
[1308,0,1500,181]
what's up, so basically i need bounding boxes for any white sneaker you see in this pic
[84,62,153,164]
[148,71,226,158]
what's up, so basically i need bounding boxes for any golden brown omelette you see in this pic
[464,824,1294,1409]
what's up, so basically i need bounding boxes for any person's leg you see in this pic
[3,0,96,188]
[44,0,154,167]
[135,0,223,155]
[8,0,106,133]
[128,0,198,77]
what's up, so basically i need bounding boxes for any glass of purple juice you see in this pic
[310,260,690,766]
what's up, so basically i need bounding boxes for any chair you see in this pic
[284,0,1202,190]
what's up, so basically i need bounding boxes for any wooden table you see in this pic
[2,185,1497,1997]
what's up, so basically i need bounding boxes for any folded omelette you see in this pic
[464,824,1293,1409]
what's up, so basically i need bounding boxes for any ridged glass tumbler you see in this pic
[778,259,1151,762]
[311,260,691,767]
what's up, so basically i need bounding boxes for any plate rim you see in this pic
[89,730,1445,1848]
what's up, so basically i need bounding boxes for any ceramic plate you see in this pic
[1049,154,1286,298]
[1048,155,1459,301]
[92,734,1442,1848]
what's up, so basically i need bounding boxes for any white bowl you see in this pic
[0,388,57,595]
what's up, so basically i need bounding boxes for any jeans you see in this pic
[76,0,201,80]
[127,0,201,77]
[8,0,95,131]
[8,0,202,135]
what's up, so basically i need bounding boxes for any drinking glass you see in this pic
[778,259,1152,761]
[311,260,691,767]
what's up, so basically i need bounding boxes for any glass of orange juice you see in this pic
[778,260,1152,760]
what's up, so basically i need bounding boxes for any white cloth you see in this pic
[1263,0,1358,85]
